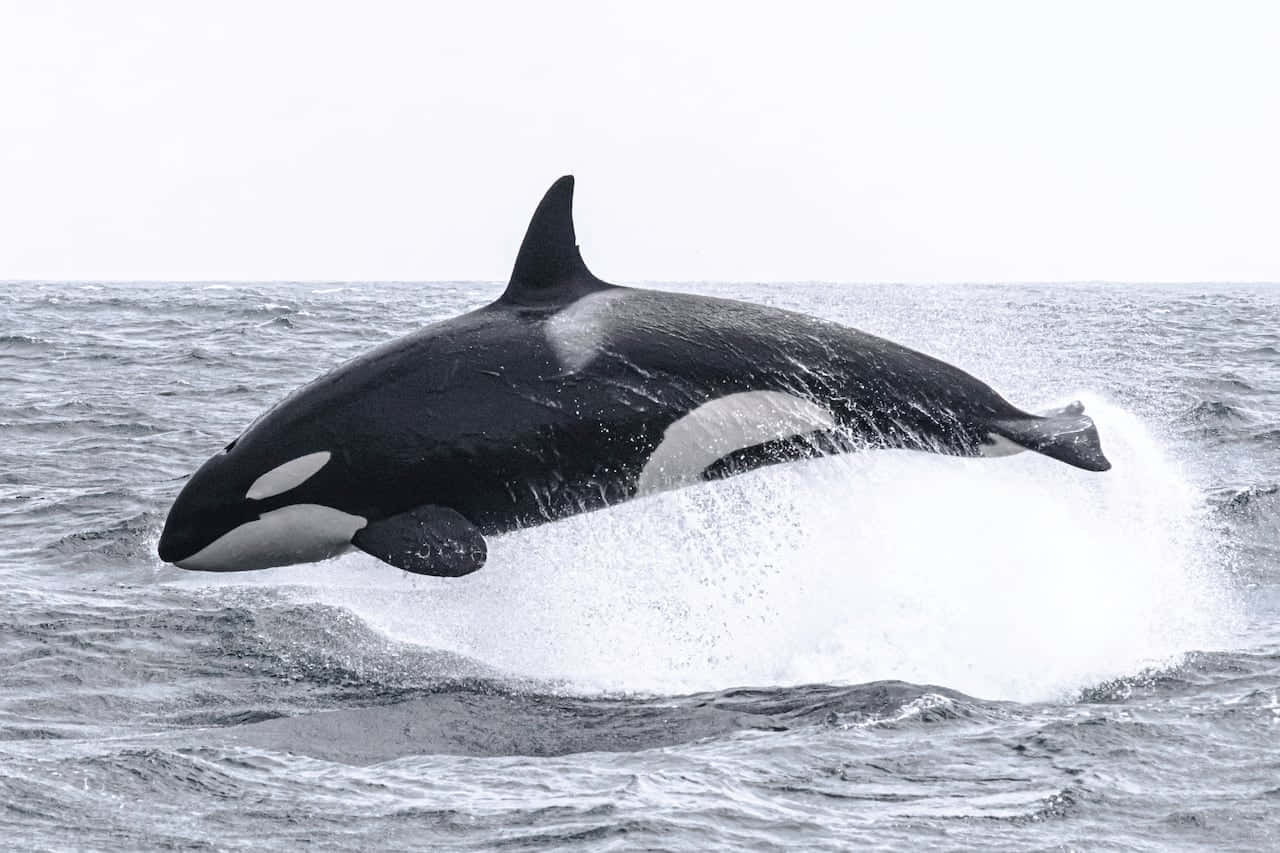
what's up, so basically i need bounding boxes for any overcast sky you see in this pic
[2,1,1278,282]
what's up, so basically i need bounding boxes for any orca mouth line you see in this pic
[157,504,262,566]
[157,524,219,565]
[157,532,198,565]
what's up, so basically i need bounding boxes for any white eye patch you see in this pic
[246,451,332,501]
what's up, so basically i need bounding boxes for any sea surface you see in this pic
[1,281,1277,851]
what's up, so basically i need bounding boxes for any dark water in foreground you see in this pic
[1,281,1278,851]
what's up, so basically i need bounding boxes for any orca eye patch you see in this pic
[246,451,332,501]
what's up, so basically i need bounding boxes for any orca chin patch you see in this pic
[174,504,367,572]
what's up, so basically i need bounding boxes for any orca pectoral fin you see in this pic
[989,400,1112,472]
[352,505,487,577]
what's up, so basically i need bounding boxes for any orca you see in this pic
[158,176,1111,576]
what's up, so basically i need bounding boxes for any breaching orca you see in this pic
[158,176,1111,576]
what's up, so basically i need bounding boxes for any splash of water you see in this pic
[210,396,1239,702]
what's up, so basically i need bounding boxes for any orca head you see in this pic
[157,438,367,572]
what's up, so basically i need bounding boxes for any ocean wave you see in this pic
[0,334,49,348]
[205,678,1003,761]
[1209,484,1280,516]
[1179,400,1250,423]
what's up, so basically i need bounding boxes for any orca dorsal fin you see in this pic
[501,175,610,305]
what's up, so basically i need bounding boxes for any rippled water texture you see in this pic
[2,281,1277,850]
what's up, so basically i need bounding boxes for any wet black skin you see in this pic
[158,288,1039,564]
[159,176,1106,567]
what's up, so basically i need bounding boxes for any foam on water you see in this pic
[213,395,1238,702]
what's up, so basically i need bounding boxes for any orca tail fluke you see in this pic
[989,400,1112,472]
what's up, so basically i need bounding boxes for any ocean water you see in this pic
[1,280,1277,851]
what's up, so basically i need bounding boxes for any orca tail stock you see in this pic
[986,400,1113,472]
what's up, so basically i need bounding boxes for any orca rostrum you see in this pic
[158,176,1110,576]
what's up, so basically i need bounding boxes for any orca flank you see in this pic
[158,176,1111,576]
